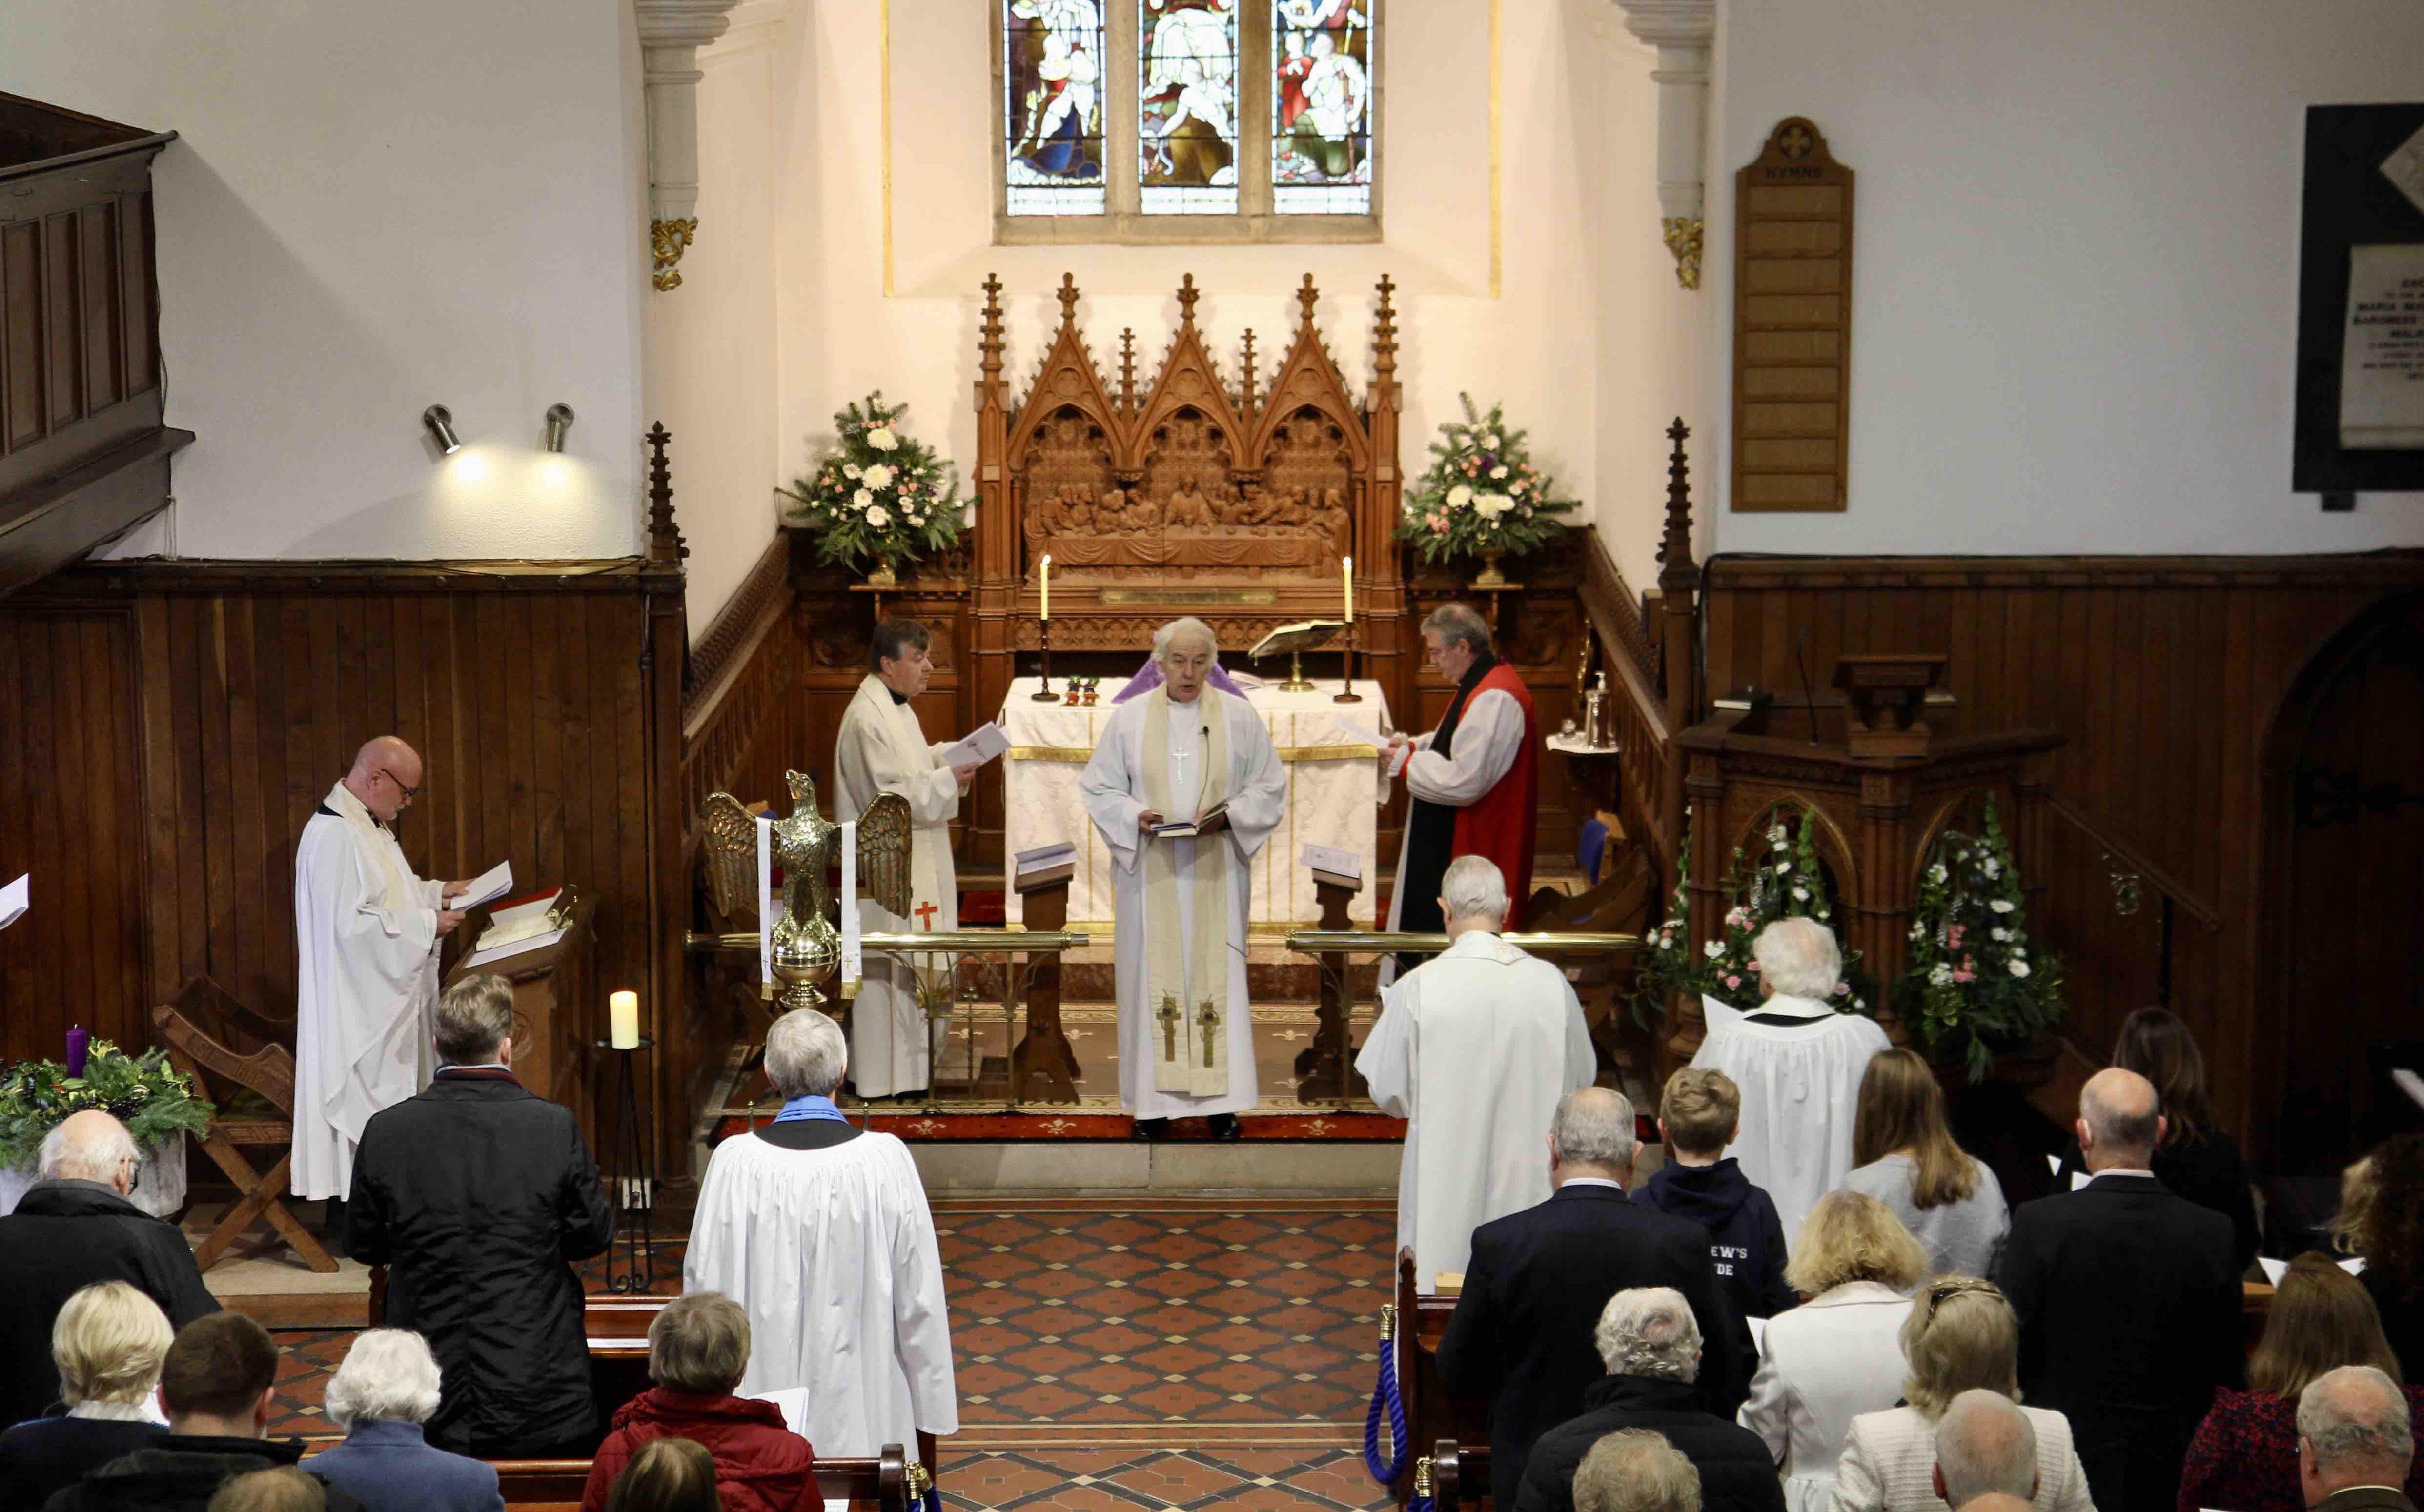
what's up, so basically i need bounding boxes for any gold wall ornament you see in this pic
[1662,215,1705,290]
[650,217,698,292]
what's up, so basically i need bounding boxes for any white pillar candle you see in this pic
[609,989,640,1049]
[1343,555,1353,622]
[1040,554,1052,620]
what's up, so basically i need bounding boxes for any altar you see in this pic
[998,675,1393,929]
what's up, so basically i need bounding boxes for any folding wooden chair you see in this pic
[150,995,340,1274]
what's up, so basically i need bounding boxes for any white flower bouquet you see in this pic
[780,392,963,577]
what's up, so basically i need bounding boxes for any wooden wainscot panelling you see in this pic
[1695,551,2424,1172]
[0,556,691,1169]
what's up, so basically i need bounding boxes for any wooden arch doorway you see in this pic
[2260,589,2424,1177]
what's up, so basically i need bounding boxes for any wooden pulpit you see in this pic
[1009,871,1081,1102]
[443,891,600,1137]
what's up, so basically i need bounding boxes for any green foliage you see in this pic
[779,392,965,574]
[1633,807,1876,1023]
[0,1041,214,1171]
[1892,795,2066,1082]
[1396,393,1580,564]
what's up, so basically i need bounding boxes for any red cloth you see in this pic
[580,1389,821,1512]
[1449,660,1538,929]
[2176,1384,2424,1512]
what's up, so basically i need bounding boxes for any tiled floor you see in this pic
[265,1197,1402,1510]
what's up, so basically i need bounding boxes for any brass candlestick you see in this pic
[1278,648,1315,693]
[1032,618,1060,700]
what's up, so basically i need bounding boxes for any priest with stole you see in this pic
[1080,618,1288,1140]
[292,735,473,1208]
[834,618,982,1098]
[1357,853,1596,1292]
[1384,604,1539,980]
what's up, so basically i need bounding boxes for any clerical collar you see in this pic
[889,687,910,706]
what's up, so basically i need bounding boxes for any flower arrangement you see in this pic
[0,1040,214,1172]
[1396,393,1579,567]
[1893,796,2065,1082]
[779,392,963,580]
[1634,808,1874,1022]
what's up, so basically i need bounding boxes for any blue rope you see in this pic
[1364,1309,1429,1510]
[921,1481,941,1512]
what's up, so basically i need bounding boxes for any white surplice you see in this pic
[290,781,443,1201]
[1690,992,1892,1242]
[1355,931,1596,1292]
[1079,685,1287,1119]
[834,675,967,1096]
[683,1129,959,1455]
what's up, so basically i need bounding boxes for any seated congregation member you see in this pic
[1514,1288,1785,1512]
[583,1292,818,1512]
[1355,852,1597,1293]
[605,1437,724,1512]
[2053,1007,2259,1272]
[1930,1391,2043,1512]
[0,1110,218,1429]
[1441,1088,1748,1511]
[685,1008,957,1469]
[346,972,614,1459]
[1839,1049,2009,1280]
[1575,1429,1705,1512]
[307,1330,503,1512]
[1689,918,1891,1238]
[1995,1066,2242,1512]
[0,1282,172,1504]
[1740,1191,1927,1512]
[1831,1276,2094,1512]
[45,1311,366,1512]
[2178,1254,2424,1512]
[2297,1366,2418,1512]
[2336,1135,2424,1377]
[1638,1068,1798,1369]
[206,1467,327,1512]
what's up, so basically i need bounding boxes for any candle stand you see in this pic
[594,1036,658,1293]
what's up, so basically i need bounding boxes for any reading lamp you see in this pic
[421,405,462,456]
[545,403,575,453]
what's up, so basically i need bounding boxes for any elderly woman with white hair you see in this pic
[306,1329,502,1512]
[1512,1288,1787,1512]
[0,1281,172,1503]
[1080,616,1288,1140]
[1688,916,1891,1238]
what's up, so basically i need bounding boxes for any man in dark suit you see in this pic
[1510,1286,1784,1512]
[1994,1067,2242,1512]
[347,972,614,1459]
[1438,1087,1746,1512]
[0,1110,219,1429]
[2298,1365,2416,1512]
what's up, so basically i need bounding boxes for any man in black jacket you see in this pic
[43,1310,367,1512]
[1438,1087,1745,1512]
[1511,1287,1785,1512]
[0,1110,220,1429]
[348,972,614,1458]
[1995,1067,2242,1512]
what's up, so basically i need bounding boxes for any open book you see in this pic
[942,722,1009,770]
[1150,801,1228,839]
[0,873,25,931]
[453,861,513,910]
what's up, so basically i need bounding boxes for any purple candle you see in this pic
[65,1025,89,1079]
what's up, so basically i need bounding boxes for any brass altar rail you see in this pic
[1283,930,1640,954]
[684,929,1094,954]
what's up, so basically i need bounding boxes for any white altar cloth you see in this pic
[1000,676,1393,929]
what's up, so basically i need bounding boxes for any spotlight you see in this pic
[421,405,462,456]
[545,403,575,453]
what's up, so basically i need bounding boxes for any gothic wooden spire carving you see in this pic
[1119,327,1138,413]
[645,422,688,565]
[1238,328,1257,413]
[1296,273,1320,328]
[979,273,1005,403]
[1656,416,1697,590]
[1371,274,1399,408]
[1056,273,1081,329]
[1176,273,1201,327]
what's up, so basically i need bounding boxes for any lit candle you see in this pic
[1040,554,1051,621]
[1342,555,1353,623]
[609,990,640,1050]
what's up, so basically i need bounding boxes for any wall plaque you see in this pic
[1731,117,1854,513]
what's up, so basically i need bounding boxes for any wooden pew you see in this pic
[1431,1440,1469,1512]
[1394,1248,1490,1510]
[493,1446,913,1511]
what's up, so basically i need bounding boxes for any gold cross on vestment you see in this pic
[1196,999,1220,1068]
[1158,994,1181,1062]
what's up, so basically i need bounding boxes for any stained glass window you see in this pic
[1271,0,1373,214]
[1138,0,1241,215]
[1005,0,1108,216]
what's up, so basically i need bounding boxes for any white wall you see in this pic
[1708,0,2424,556]
[652,2,789,637]
[7,0,650,561]
[751,0,1682,604]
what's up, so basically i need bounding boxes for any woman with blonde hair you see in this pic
[2173,1253,2424,1512]
[1838,1049,2009,1279]
[1741,1191,1929,1512]
[1829,1276,2094,1511]
[0,1280,173,1503]
[2335,1134,2424,1376]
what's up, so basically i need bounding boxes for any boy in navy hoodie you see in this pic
[1636,1066,1797,1408]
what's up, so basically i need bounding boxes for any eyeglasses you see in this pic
[378,767,422,803]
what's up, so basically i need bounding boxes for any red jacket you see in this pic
[580,1389,820,1512]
